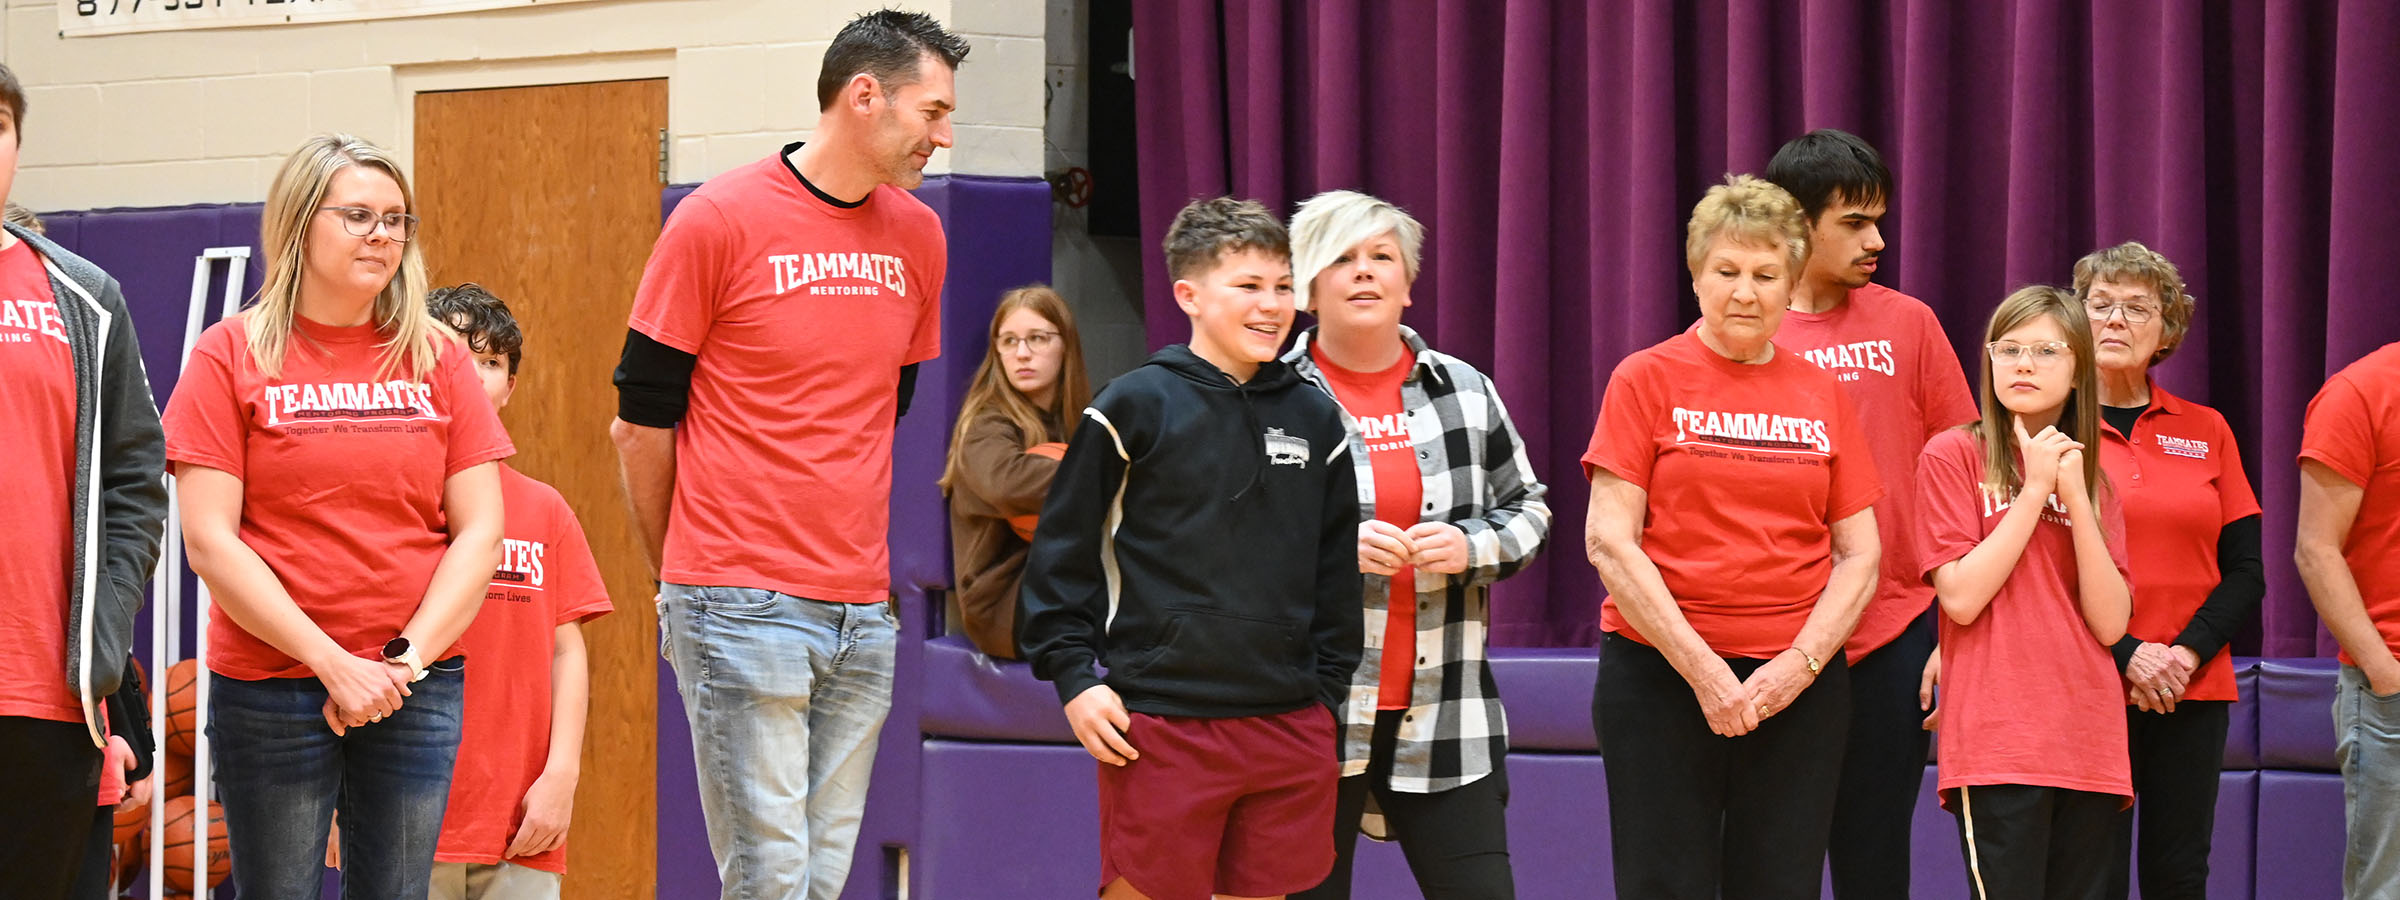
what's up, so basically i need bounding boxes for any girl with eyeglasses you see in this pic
[161,134,512,899]
[1913,284,2133,900]
[939,284,1091,659]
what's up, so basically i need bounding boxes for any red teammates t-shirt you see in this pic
[1770,284,1977,660]
[161,316,514,680]
[1313,344,1421,711]
[0,241,80,722]
[2299,342,2400,665]
[437,466,612,874]
[1915,428,2133,802]
[2099,383,2260,701]
[1582,332,1883,658]
[629,146,945,603]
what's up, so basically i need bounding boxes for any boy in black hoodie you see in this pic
[1018,197,1362,900]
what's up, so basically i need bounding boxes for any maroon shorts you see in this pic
[1095,704,1338,900]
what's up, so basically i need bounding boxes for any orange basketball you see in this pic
[164,658,198,757]
[111,799,148,884]
[161,750,193,799]
[160,795,229,893]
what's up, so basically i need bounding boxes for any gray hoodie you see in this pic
[5,221,168,747]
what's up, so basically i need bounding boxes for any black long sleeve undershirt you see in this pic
[613,328,920,426]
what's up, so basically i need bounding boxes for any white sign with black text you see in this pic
[60,0,604,38]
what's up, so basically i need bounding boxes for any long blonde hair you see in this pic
[939,285,1091,495]
[1970,285,2105,499]
[245,134,441,381]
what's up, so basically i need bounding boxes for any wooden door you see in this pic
[415,78,666,899]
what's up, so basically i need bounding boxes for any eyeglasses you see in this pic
[1987,340,2073,366]
[2085,298,2158,324]
[319,206,419,242]
[998,331,1059,353]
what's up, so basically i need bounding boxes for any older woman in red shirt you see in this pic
[2075,242,2262,900]
[1583,174,1882,899]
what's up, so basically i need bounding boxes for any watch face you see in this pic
[383,637,411,659]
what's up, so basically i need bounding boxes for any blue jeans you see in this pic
[2337,665,2400,899]
[209,658,465,900]
[659,584,897,900]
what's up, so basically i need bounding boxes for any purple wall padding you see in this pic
[651,173,1053,900]
[2254,770,2344,900]
[2258,657,2343,771]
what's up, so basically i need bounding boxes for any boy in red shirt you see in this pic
[426,285,613,900]
[2296,340,2400,898]
[1760,128,1979,900]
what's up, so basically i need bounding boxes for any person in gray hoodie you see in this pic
[0,62,169,899]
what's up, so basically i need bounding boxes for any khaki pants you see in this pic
[428,861,562,900]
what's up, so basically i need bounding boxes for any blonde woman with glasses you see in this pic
[161,134,513,900]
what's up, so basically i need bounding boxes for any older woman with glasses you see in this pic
[2074,242,2261,900]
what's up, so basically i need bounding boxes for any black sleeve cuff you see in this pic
[614,329,697,428]
[2113,636,2141,674]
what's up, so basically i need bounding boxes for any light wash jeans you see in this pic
[2338,664,2400,900]
[428,861,562,900]
[659,583,897,900]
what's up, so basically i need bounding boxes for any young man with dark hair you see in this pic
[609,9,964,899]
[1762,128,1978,900]
[1018,197,1362,900]
[0,61,170,899]
[425,284,611,900]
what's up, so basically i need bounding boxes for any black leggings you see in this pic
[1829,612,1937,899]
[1292,708,1515,900]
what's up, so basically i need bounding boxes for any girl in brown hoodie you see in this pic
[941,285,1092,658]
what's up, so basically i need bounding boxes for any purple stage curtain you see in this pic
[1132,0,2400,654]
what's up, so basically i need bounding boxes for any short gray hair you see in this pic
[1289,190,1425,312]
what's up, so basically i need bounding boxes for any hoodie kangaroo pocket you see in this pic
[1127,606,1307,707]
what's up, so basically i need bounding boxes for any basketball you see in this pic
[164,657,198,757]
[161,748,193,799]
[160,795,229,893]
[111,798,148,883]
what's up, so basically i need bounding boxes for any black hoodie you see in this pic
[1016,344,1363,718]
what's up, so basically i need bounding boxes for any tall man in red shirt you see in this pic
[1762,129,1978,900]
[608,11,965,899]
[2296,341,2400,899]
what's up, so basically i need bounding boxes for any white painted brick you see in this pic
[955,35,1044,130]
[97,80,208,166]
[702,132,788,179]
[951,0,1044,39]
[7,8,261,85]
[203,73,313,158]
[671,134,709,185]
[672,45,769,136]
[309,67,400,144]
[760,42,825,133]
[249,21,370,71]
[18,157,255,209]
[947,123,1041,176]
[15,84,103,170]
